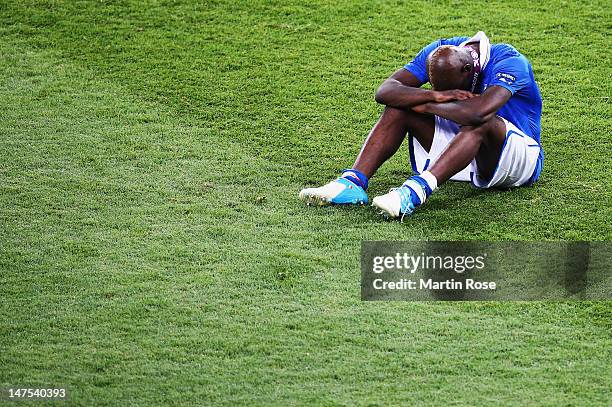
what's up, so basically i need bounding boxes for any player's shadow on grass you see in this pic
[425,184,508,212]
[373,169,542,217]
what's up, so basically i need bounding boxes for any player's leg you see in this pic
[372,116,506,218]
[299,106,434,206]
[351,106,434,178]
[471,117,543,189]
[428,116,506,184]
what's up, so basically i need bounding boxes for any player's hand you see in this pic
[433,89,475,103]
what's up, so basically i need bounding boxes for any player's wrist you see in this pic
[431,90,444,103]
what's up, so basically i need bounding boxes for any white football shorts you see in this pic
[408,115,543,188]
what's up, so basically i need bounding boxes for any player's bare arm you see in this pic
[375,68,475,108]
[411,85,511,126]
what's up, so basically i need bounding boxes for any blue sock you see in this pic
[341,168,369,190]
[402,171,438,205]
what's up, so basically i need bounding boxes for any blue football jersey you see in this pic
[404,37,543,142]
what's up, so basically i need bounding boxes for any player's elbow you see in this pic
[465,111,494,127]
[375,80,394,104]
[375,85,388,104]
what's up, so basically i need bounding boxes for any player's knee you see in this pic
[481,116,506,141]
[381,106,410,119]
[459,124,487,142]
[461,116,503,139]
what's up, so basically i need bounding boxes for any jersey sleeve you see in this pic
[487,56,531,95]
[403,39,442,84]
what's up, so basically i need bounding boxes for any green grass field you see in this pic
[1,0,611,405]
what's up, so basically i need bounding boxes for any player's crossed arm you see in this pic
[375,68,476,108]
[412,85,512,126]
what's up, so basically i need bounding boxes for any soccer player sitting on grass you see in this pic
[299,32,543,219]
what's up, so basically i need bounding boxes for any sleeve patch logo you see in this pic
[496,72,516,84]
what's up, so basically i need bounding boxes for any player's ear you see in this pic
[462,63,473,73]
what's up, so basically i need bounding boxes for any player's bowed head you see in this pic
[426,45,476,92]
